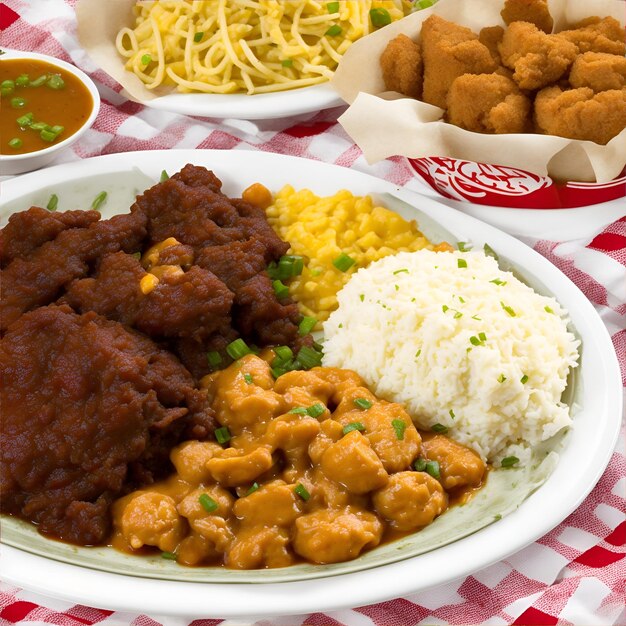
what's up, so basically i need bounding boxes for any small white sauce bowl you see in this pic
[0,49,101,176]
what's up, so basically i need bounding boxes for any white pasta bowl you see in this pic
[0,49,100,176]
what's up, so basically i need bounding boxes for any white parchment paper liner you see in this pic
[332,0,626,183]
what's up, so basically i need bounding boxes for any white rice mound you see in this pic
[322,249,580,467]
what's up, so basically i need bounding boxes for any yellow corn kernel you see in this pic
[142,237,180,268]
[140,273,159,295]
[242,182,273,210]
[150,265,184,280]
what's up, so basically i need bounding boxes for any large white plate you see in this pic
[137,84,343,119]
[0,150,621,617]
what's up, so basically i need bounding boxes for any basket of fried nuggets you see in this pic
[381,0,626,144]
[332,0,626,206]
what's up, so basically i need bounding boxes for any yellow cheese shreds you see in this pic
[266,186,432,322]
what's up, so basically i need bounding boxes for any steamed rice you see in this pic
[322,249,580,466]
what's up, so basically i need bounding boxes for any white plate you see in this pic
[0,150,622,617]
[131,84,343,120]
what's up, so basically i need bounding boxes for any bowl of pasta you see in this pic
[75,0,432,119]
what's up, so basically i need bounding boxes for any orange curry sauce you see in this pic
[0,58,92,155]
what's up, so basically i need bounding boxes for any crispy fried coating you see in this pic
[447,73,531,133]
[498,21,578,90]
[479,26,505,65]
[569,51,626,92]
[421,15,497,108]
[559,17,626,56]
[534,85,626,144]
[380,34,423,99]
[501,0,554,33]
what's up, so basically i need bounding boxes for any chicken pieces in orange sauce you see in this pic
[112,354,486,569]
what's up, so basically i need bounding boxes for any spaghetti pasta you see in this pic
[115,0,413,95]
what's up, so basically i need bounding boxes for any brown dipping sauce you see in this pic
[0,58,93,155]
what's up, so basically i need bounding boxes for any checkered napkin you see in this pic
[1,1,624,624]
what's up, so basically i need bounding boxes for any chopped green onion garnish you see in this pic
[449,409,455,419]
[40,129,57,142]
[295,483,310,501]
[160,169,169,181]
[469,336,481,346]
[453,311,463,319]
[359,294,365,302]
[425,460,440,478]
[327,1,339,12]
[442,305,449,313]
[325,24,342,36]
[343,422,365,435]
[16,112,33,126]
[394,284,399,291]
[215,426,231,445]
[281,59,293,67]
[91,191,107,211]
[30,121,48,131]
[457,241,472,252]
[332,252,356,272]
[132,252,142,259]
[1,79,15,92]
[497,374,506,383]
[391,419,406,440]
[273,279,289,299]
[299,316,317,336]
[370,7,391,27]
[471,315,482,321]
[307,403,325,418]
[415,349,421,358]
[226,338,251,360]
[46,74,65,90]
[47,194,59,212]
[483,243,499,260]
[393,268,409,275]
[520,374,529,384]
[431,423,448,433]
[273,345,293,363]
[243,373,253,385]
[457,258,468,269]
[414,458,427,471]
[544,306,554,314]
[416,0,435,8]
[194,31,204,42]
[246,482,259,496]
[501,456,519,468]
[207,350,222,367]
[15,74,29,87]
[8,137,22,149]
[199,493,218,512]
[289,407,309,415]
[478,332,487,342]
[161,551,177,560]
[490,278,506,286]
[49,125,64,135]
[296,345,323,369]
[458,296,466,303]
[141,53,152,65]
[353,397,372,410]
[501,302,516,317]
[30,74,48,87]
[10,97,26,108]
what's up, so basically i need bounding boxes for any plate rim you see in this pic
[0,149,622,617]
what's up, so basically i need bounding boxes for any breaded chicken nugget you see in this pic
[479,26,505,65]
[380,34,423,99]
[569,52,626,91]
[447,73,531,133]
[559,17,625,55]
[499,21,578,90]
[534,85,626,144]
[421,15,497,108]
[501,0,554,33]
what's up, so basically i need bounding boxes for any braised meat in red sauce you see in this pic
[0,305,214,545]
[0,165,311,545]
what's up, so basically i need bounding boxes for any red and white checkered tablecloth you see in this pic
[1,1,625,625]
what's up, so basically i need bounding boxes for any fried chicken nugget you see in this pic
[569,52,626,92]
[498,21,578,90]
[501,0,554,33]
[479,26,505,65]
[447,73,531,133]
[534,86,626,144]
[559,17,625,56]
[421,15,497,108]
[380,34,423,99]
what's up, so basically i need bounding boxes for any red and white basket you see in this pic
[408,157,626,209]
